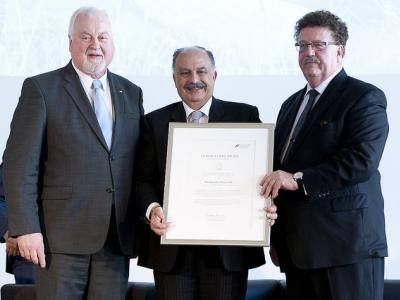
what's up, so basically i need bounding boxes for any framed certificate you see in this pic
[161,123,274,246]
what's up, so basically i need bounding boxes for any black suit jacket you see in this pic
[3,62,144,256]
[271,69,389,270]
[0,164,8,239]
[0,164,3,195]
[136,97,266,272]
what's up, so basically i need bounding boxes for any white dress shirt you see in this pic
[71,62,114,121]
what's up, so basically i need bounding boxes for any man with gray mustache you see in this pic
[260,10,388,300]
[136,46,277,300]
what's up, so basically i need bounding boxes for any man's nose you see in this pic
[304,44,316,55]
[89,38,100,49]
[189,72,200,82]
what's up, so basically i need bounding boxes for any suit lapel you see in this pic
[286,69,348,162]
[170,102,187,122]
[208,97,224,122]
[62,62,109,151]
[108,72,124,150]
[275,90,305,156]
[310,69,347,119]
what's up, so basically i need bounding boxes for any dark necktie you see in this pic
[281,89,319,163]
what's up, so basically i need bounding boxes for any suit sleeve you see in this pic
[302,87,389,200]
[138,87,145,116]
[135,116,162,219]
[0,163,4,197]
[0,164,8,240]
[0,197,8,241]
[3,78,46,236]
[249,106,262,123]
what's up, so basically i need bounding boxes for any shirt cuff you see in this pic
[146,202,161,221]
[302,184,308,195]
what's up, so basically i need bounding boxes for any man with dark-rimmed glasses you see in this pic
[260,10,388,300]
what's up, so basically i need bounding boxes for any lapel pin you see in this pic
[320,120,329,126]
[119,90,123,94]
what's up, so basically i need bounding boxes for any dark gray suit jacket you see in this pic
[136,97,266,272]
[1,164,35,282]
[271,69,389,270]
[3,62,144,256]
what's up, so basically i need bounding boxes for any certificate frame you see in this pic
[161,123,274,246]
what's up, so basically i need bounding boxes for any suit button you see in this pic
[110,155,115,161]
[106,188,115,193]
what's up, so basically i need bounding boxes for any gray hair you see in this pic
[68,6,110,36]
[172,46,216,70]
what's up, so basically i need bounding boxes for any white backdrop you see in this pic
[0,0,399,284]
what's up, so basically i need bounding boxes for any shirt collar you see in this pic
[71,61,108,92]
[306,67,342,96]
[182,97,213,119]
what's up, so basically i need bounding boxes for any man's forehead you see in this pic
[176,55,212,68]
[74,14,111,28]
[178,49,210,60]
[176,65,209,70]
[299,26,332,37]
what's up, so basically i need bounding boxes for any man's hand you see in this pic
[150,206,169,236]
[6,237,19,256]
[264,203,278,226]
[17,233,46,268]
[260,170,298,199]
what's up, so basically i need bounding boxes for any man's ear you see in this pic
[68,35,72,51]
[338,45,344,58]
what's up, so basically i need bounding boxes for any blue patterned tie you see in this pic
[189,110,204,123]
[92,80,113,149]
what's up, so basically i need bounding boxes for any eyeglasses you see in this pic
[295,40,340,52]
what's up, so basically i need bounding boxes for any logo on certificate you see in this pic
[235,143,251,149]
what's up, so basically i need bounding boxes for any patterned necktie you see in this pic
[92,80,113,149]
[189,110,204,123]
[281,89,319,163]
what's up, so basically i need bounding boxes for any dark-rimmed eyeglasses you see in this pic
[295,40,340,52]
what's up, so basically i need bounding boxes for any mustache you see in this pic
[86,50,103,56]
[184,82,206,90]
[303,56,320,64]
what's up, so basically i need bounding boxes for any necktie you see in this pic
[189,110,204,123]
[92,80,113,149]
[281,89,319,163]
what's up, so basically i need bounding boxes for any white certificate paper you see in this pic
[161,123,274,246]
